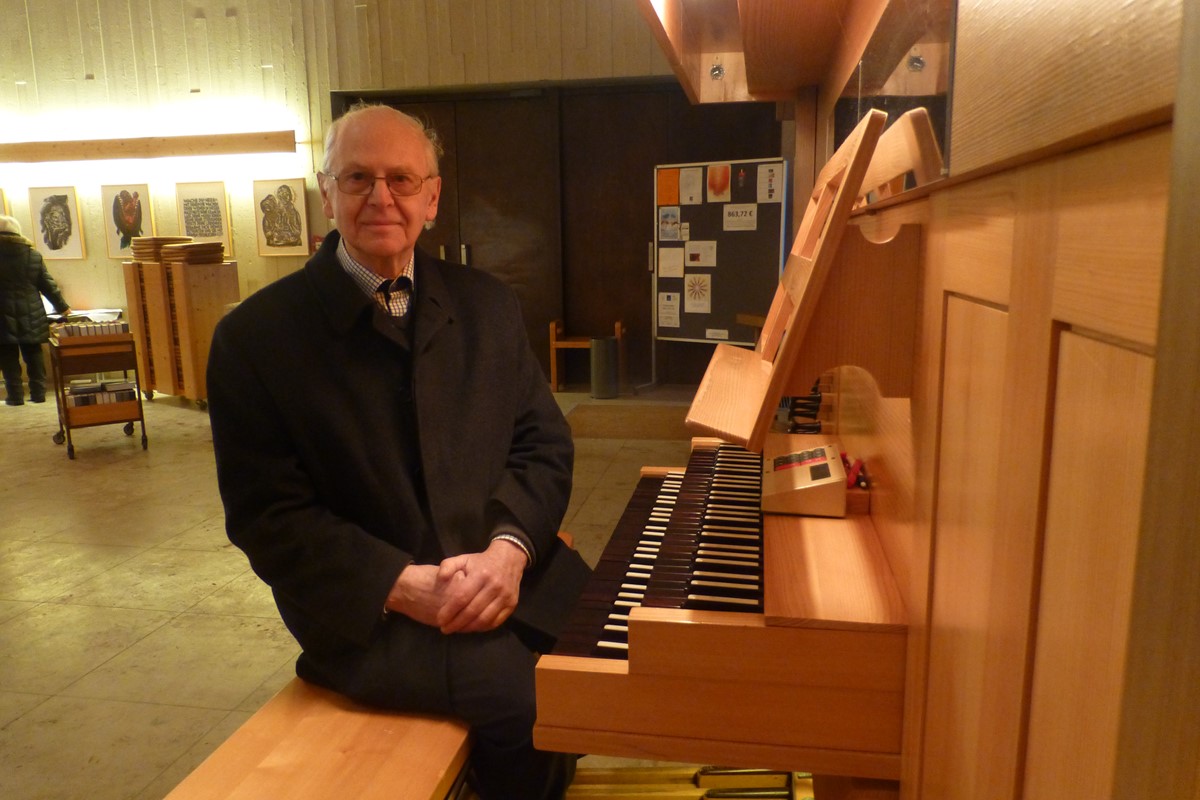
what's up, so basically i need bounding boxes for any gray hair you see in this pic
[0,215,22,235]
[321,103,443,177]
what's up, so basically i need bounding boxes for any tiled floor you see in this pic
[0,385,695,800]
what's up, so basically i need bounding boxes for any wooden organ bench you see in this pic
[163,677,471,800]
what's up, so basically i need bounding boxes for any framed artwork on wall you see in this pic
[28,186,85,259]
[253,178,309,257]
[101,184,154,259]
[175,181,232,255]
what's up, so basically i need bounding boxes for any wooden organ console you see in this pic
[535,109,919,788]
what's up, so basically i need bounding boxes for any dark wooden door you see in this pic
[395,94,562,375]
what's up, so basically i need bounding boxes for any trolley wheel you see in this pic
[53,431,65,445]
[196,399,208,410]
[124,422,135,435]
[67,444,75,459]
[144,390,154,401]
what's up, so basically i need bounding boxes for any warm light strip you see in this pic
[0,130,297,163]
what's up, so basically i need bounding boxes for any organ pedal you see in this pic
[566,765,812,799]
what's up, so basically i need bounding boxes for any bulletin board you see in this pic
[654,157,787,345]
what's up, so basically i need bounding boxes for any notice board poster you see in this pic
[654,158,787,345]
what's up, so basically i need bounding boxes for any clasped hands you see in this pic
[385,538,527,634]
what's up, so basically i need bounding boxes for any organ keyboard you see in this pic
[554,441,765,660]
[534,435,907,781]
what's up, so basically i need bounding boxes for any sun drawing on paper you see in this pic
[686,274,709,301]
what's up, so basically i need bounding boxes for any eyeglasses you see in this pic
[326,171,432,197]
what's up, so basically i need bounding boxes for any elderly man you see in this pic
[206,104,589,800]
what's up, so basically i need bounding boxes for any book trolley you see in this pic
[50,328,148,459]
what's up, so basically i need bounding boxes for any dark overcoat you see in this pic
[0,232,70,344]
[206,232,587,664]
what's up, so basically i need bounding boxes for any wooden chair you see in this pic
[548,319,625,393]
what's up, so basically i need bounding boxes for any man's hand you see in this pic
[383,539,527,634]
[434,538,527,634]
[384,563,461,628]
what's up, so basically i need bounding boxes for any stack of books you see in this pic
[63,379,138,407]
[55,320,130,337]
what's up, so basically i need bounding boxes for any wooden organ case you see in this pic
[537,0,1199,796]
[535,109,929,787]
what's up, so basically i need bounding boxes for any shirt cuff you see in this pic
[491,529,534,569]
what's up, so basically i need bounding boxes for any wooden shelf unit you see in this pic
[123,260,239,404]
[50,333,147,460]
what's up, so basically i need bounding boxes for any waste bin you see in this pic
[589,336,619,399]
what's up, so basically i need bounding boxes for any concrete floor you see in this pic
[0,386,695,800]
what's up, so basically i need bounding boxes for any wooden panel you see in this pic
[1050,129,1170,347]
[122,261,155,389]
[1023,333,1152,799]
[931,175,1014,306]
[139,262,181,396]
[920,296,1009,800]
[739,0,846,99]
[1115,2,1200,794]
[763,512,906,631]
[535,652,903,773]
[171,261,240,401]
[783,224,921,400]
[951,0,1181,176]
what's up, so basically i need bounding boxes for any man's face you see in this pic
[319,110,441,277]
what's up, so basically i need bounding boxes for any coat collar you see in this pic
[305,230,454,351]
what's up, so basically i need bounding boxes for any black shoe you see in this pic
[30,395,46,403]
[5,398,23,406]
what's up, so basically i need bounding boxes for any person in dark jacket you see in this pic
[0,215,71,405]
[206,104,590,800]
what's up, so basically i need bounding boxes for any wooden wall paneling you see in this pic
[1022,332,1152,799]
[951,0,1181,177]
[125,0,165,107]
[962,162,1060,800]
[425,0,468,87]
[185,5,214,95]
[920,295,1009,800]
[531,0,566,81]
[376,2,423,88]
[611,0,666,78]
[301,0,334,172]
[1117,0,1200,793]
[562,0,611,81]
[25,0,84,111]
[0,3,36,111]
[75,1,109,107]
[149,1,192,101]
[930,177,1014,307]
[484,0,529,84]
[447,0,489,85]
[1050,128,1170,348]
